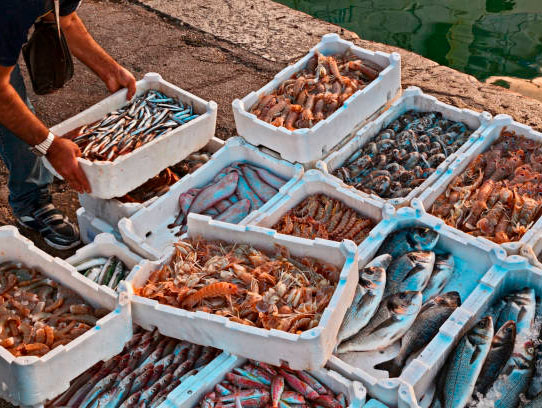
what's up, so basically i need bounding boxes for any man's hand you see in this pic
[46,137,91,194]
[103,64,137,100]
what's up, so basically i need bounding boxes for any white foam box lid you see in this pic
[0,226,132,407]
[76,207,122,245]
[123,213,359,371]
[416,114,542,255]
[232,33,401,164]
[119,136,304,261]
[243,169,385,265]
[316,86,492,208]
[164,354,367,408]
[78,137,226,229]
[46,72,218,199]
[64,232,143,302]
[326,206,507,408]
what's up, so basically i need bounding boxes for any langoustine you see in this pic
[332,110,473,199]
[170,162,288,234]
[134,238,340,334]
[196,360,348,408]
[272,194,375,245]
[250,51,382,130]
[47,328,220,408]
[429,128,542,243]
[0,262,106,358]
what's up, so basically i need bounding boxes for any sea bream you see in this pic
[375,292,461,377]
[336,254,390,344]
[376,227,439,259]
[384,251,435,297]
[336,291,422,353]
[422,253,454,303]
[438,316,493,408]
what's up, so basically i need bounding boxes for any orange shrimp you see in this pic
[182,282,239,309]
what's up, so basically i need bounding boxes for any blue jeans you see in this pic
[0,65,53,217]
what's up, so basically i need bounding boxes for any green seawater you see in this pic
[275,0,542,80]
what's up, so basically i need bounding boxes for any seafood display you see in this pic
[250,51,382,130]
[0,262,105,358]
[48,328,220,407]
[335,227,460,378]
[134,238,340,333]
[69,90,199,162]
[118,151,212,203]
[332,111,473,199]
[196,360,348,408]
[430,129,542,243]
[170,162,288,233]
[432,288,541,408]
[272,194,375,245]
[74,256,129,290]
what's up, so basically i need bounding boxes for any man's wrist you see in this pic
[30,132,55,156]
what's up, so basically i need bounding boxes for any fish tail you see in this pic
[374,358,402,378]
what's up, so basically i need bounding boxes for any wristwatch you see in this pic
[30,132,55,156]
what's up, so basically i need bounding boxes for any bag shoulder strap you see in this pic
[53,0,61,38]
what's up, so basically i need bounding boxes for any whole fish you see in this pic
[215,199,251,224]
[171,188,200,227]
[254,167,287,190]
[385,251,435,297]
[336,254,390,344]
[337,291,422,353]
[440,316,493,408]
[79,371,119,408]
[271,376,285,408]
[497,288,536,337]
[376,227,439,259]
[375,291,460,377]
[486,299,507,332]
[236,173,264,210]
[473,320,516,398]
[422,253,454,303]
[241,165,279,202]
[188,172,239,215]
[482,340,535,408]
[526,341,542,399]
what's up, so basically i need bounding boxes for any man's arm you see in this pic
[0,66,90,193]
[57,12,136,100]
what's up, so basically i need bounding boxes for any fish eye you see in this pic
[399,293,407,299]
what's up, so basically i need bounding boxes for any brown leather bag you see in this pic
[22,0,74,95]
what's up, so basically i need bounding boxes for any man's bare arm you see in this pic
[0,66,90,193]
[57,12,136,99]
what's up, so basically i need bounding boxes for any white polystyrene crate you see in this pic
[76,207,122,245]
[65,233,143,300]
[119,137,304,260]
[124,213,358,370]
[417,114,542,254]
[164,354,366,408]
[316,86,492,208]
[243,169,384,265]
[326,206,507,408]
[78,137,226,230]
[232,33,401,164]
[45,72,218,199]
[0,226,132,407]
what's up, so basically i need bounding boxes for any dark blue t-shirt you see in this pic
[0,0,81,67]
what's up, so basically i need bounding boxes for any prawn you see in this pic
[182,282,239,308]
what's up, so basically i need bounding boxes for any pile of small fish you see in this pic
[333,110,473,199]
[0,262,106,357]
[74,256,129,290]
[335,227,460,378]
[197,360,348,408]
[135,238,339,333]
[48,328,220,408]
[170,162,288,234]
[250,50,381,130]
[272,194,375,245]
[431,288,542,408]
[430,129,542,243]
[118,151,212,203]
[70,90,199,162]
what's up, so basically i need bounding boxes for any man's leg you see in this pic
[0,65,80,249]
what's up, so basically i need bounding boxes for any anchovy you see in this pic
[336,254,390,344]
[385,251,435,297]
[376,227,439,259]
[439,316,493,408]
[337,291,422,353]
[375,291,460,377]
[422,253,454,303]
